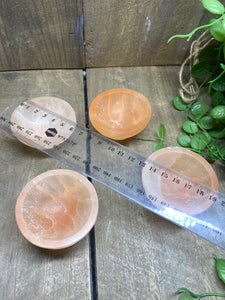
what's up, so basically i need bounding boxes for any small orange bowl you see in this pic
[10,96,76,149]
[89,89,152,140]
[15,169,99,249]
[142,147,219,215]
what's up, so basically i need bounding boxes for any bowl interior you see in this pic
[15,169,98,249]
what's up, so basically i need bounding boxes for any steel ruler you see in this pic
[1,100,225,250]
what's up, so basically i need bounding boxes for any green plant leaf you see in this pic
[157,124,166,138]
[208,144,224,162]
[201,0,225,14]
[198,115,216,129]
[199,45,219,60]
[191,102,210,116]
[203,131,213,143]
[209,126,225,138]
[208,143,220,157]
[207,144,220,162]
[208,153,219,162]
[209,18,225,42]
[213,254,225,284]
[191,132,212,151]
[177,134,191,147]
[191,61,211,78]
[222,17,225,31]
[223,43,225,62]
[182,120,198,134]
[153,141,164,152]
[173,94,188,110]
[178,293,193,300]
[219,146,225,158]
[210,105,225,120]
[212,90,225,106]
[212,72,225,91]
[192,114,204,123]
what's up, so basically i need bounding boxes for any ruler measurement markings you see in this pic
[1,101,225,249]
[1,105,220,204]
[2,107,220,206]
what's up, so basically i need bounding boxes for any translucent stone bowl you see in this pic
[89,89,152,140]
[142,147,219,215]
[15,169,99,249]
[10,96,76,149]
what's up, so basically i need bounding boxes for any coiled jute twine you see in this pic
[179,30,215,103]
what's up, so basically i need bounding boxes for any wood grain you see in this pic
[1,67,225,299]
[0,0,212,70]
[0,0,84,70]
[86,66,225,299]
[0,70,92,300]
[84,0,211,67]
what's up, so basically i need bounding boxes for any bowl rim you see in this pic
[89,88,152,140]
[15,169,99,249]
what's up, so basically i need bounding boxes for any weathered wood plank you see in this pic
[0,0,213,70]
[1,66,225,299]
[0,70,92,300]
[86,66,225,299]
[0,0,84,70]
[84,0,211,67]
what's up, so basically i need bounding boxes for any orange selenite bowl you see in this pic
[15,169,99,249]
[10,96,76,149]
[89,89,152,140]
[142,147,219,215]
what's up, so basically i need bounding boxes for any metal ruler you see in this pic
[1,100,225,250]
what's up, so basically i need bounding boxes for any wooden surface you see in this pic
[0,0,211,70]
[0,0,84,70]
[84,0,210,67]
[1,67,225,299]
[87,67,225,299]
[0,70,92,299]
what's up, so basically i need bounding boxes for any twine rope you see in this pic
[179,30,214,103]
